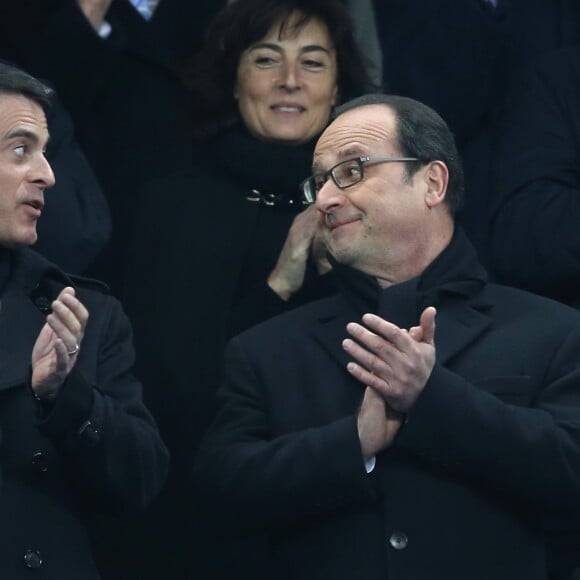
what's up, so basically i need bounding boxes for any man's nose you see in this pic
[315,178,346,214]
[33,154,55,189]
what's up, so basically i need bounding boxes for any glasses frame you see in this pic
[301,156,420,204]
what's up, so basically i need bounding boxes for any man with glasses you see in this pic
[194,94,580,580]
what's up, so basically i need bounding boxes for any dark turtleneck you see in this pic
[205,126,316,205]
[202,127,325,336]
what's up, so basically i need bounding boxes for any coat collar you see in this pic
[0,248,71,391]
[310,227,492,377]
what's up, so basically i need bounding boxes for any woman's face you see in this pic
[234,14,338,145]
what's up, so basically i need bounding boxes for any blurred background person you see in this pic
[372,0,509,268]
[489,45,580,306]
[0,0,200,291]
[368,0,580,270]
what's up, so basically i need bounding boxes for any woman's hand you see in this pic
[76,0,114,31]
[268,205,329,301]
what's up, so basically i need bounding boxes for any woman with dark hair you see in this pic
[122,0,375,577]
[183,0,375,139]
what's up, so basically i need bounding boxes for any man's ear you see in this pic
[424,161,449,209]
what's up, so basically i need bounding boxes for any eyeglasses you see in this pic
[300,156,419,204]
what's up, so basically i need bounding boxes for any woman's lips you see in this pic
[270,104,305,113]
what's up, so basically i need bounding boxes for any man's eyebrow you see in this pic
[4,128,39,144]
[337,146,365,159]
[3,128,50,148]
[311,147,365,174]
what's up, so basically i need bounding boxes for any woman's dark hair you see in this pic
[182,0,378,139]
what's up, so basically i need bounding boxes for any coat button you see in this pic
[31,451,49,473]
[23,549,42,569]
[34,296,52,314]
[389,531,408,550]
[78,420,101,446]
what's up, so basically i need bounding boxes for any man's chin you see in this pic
[2,234,38,249]
[328,246,357,268]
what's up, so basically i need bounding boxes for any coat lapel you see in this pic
[434,299,492,364]
[0,250,58,391]
[310,296,357,374]
[0,287,45,391]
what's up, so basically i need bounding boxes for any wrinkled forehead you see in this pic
[313,104,399,167]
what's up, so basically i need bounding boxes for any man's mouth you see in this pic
[24,199,44,213]
[328,217,359,231]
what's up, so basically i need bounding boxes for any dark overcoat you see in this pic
[490,46,580,306]
[0,248,169,579]
[195,234,580,580]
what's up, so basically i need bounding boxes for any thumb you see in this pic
[419,306,437,345]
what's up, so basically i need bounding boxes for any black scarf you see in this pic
[333,227,488,328]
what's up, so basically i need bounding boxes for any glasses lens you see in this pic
[333,158,363,188]
[301,177,316,204]
[314,173,329,193]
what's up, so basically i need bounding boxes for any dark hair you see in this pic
[182,0,377,139]
[0,61,53,113]
[334,94,464,214]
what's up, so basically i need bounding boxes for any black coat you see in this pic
[0,248,169,579]
[195,230,580,580]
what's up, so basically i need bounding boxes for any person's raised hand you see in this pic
[357,385,404,459]
[343,307,436,413]
[31,287,89,401]
[268,204,327,300]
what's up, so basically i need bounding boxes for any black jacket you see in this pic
[195,229,580,579]
[0,248,169,579]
